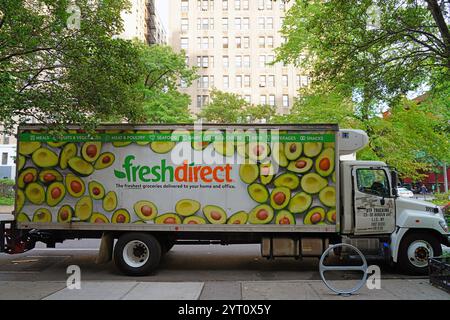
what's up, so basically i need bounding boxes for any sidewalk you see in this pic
[0,279,448,300]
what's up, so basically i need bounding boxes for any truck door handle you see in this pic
[357,207,365,210]
[380,199,385,205]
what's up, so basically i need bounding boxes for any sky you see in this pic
[155,0,169,32]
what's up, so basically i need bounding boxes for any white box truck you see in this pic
[0,124,448,275]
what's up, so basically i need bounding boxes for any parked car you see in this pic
[397,187,414,198]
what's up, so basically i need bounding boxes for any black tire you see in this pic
[398,232,442,275]
[113,232,161,276]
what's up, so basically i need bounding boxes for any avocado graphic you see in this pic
[32,208,52,223]
[155,213,182,224]
[288,192,312,214]
[90,212,110,224]
[183,216,207,224]
[275,210,295,225]
[304,207,326,225]
[270,187,291,210]
[213,141,235,157]
[203,205,227,224]
[18,167,38,189]
[287,157,313,174]
[175,199,200,217]
[315,147,334,177]
[81,142,102,162]
[136,130,153,146]
[133,220,146,224]
[227,211,248,224]
[332,171,336,183]
[46,182,66,207]
[247,142,270,162]
[300,173,328,194]
[319,186,336,207]
[57,205,73,223]
[248,204,274,224]
[248,183,269,203]
[259,162,275,185]
[16,189,25,213]
[88,181,105,200]
[31,147,59,168]
[134,200,158,221]
[59,143,78,170]
[284,142,302,160]
[102,191,118,212]
[38,169,63,185]
[112,130,134,147]
[17,212,30,223]
[236,142,249,159]
[274,173,300,190]
[65,173,85,198]
[75,196,93,221]
[18,141,41,156]
[192,140,210,151]
[239,164,259,184]
[94,152,115,170]
[18,155,26,172]
[273,143,288,167]
[150,141,176,154]
[25,182,45,205]
[303,142,323,158]
[68,157,94,176]
[47,141,67,148]
[112,209,131,223]
[326,208,336,224]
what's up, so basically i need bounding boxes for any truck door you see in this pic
[352,167,396,235]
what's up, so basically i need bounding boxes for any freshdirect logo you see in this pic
[114,155,233,183]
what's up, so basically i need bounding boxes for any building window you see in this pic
[181,18,189,32]
[222,18,228,30]
[235,36,242,48]
[260,95,267,105]
[197,18,201,30]
[266,0,273,10]
[197,56,202,67]
[258,17,265,29]
[282,95,289,108]
[244,95,251,103]
[242,17,250,29]
[282,75,288,87]
[223,55,229,67]
[236,75,242,88]
[258,0,264,10]
[235,0,241,10]
[280,1,286,10]
[198,75,210,88]
[181,38,189,50]
[259,75,266,87]
[202,18,209,30]
[243,55,250,68]
[258,36,265,48]
[210,36,214,48]
[266,17,274,29]
[202,37,209,49]
[243,36,250,48]
[267,36,274,48]
[210,56,215,67]
[243,0,249,10]
[197,95,209,108]
[244,75,251,87]
[267,55,274,65]
[210,18,214,30]
[223,75,229,88]
[269,95,275,106]
[202,56,209,68]
[234,17,241,30]
[259,55,266,68]
[223,0,228,10]
[268,75,275,87]
[2,153,7,165]
[235,55,242,68]
[223,37,229,48]
[2,136,9,144]
[181,0,189,12]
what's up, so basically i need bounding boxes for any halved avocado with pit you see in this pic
[88,181,105,200]
[25,182,45,205]
[248,204,274,224]
[136,130,154,146]
[273,143,288,167]
[112,209,131,223]
[183,216,207,224]
[18,155,26,172]
[94,152,115,170]
[32,208,52,223]
[288,192,312,214]
[90,212,110,224]
[274,173,300,190]
[315,147,334,177]
[326,208,336,224]
[304,207,326,225]
[270,187,291,210]
[65,174,85,198]
[16,189,25,213]
[203,205,227,224]
[112,130,134,147]
[239,164,259,184]
[303,142,323,158]
[47,141,67,148]
[227,211,248,224]
[213,141,235,157]
[103,191,118,212]
[17,212,30,223]
[57,205,73,223]
[59,143,78,170]
[284,142,302,160]
[287,157,313,174]
[75,196,93,221]
[134,200,157,221]
[39,169,63,185]
[18,142,41,156]
[81,142,102,162]
[68,157,94,176]
[18,167,38,189]
[248,183,269,203]
[259,162,275,185]
[175,199,200,217]
[192,140,210,151]
[31,148,59,168]
[247,142,270,162]
[275,210,295,225]
[301,173,328,194]
[155,213,182,224]
[46,182,66,207]
[319,186,336,207]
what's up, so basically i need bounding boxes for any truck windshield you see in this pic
[356,168,390,197]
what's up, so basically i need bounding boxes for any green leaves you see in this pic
[114,170,126,179]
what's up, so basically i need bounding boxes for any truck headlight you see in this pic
[439,220,448,233]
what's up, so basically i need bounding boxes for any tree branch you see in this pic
[425,0,450,50]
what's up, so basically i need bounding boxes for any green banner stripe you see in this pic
[19,133,336,143]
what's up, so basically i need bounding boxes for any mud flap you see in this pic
[96,232,114,264]
[0,222,5,253]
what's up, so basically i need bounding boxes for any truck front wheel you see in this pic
[398,232,442,275]
[114,233,161,276]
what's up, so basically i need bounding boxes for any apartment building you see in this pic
[169,0,308,113]
[0,127,16,180]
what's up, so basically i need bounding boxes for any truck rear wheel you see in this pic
[114,233,161,276]
[398,232,442,275]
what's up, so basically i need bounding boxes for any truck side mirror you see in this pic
[391,171,399,197]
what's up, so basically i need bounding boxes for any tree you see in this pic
[138,44,197,123]
[0,0,145,133]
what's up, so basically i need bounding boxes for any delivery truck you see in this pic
[0,124,448,276]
